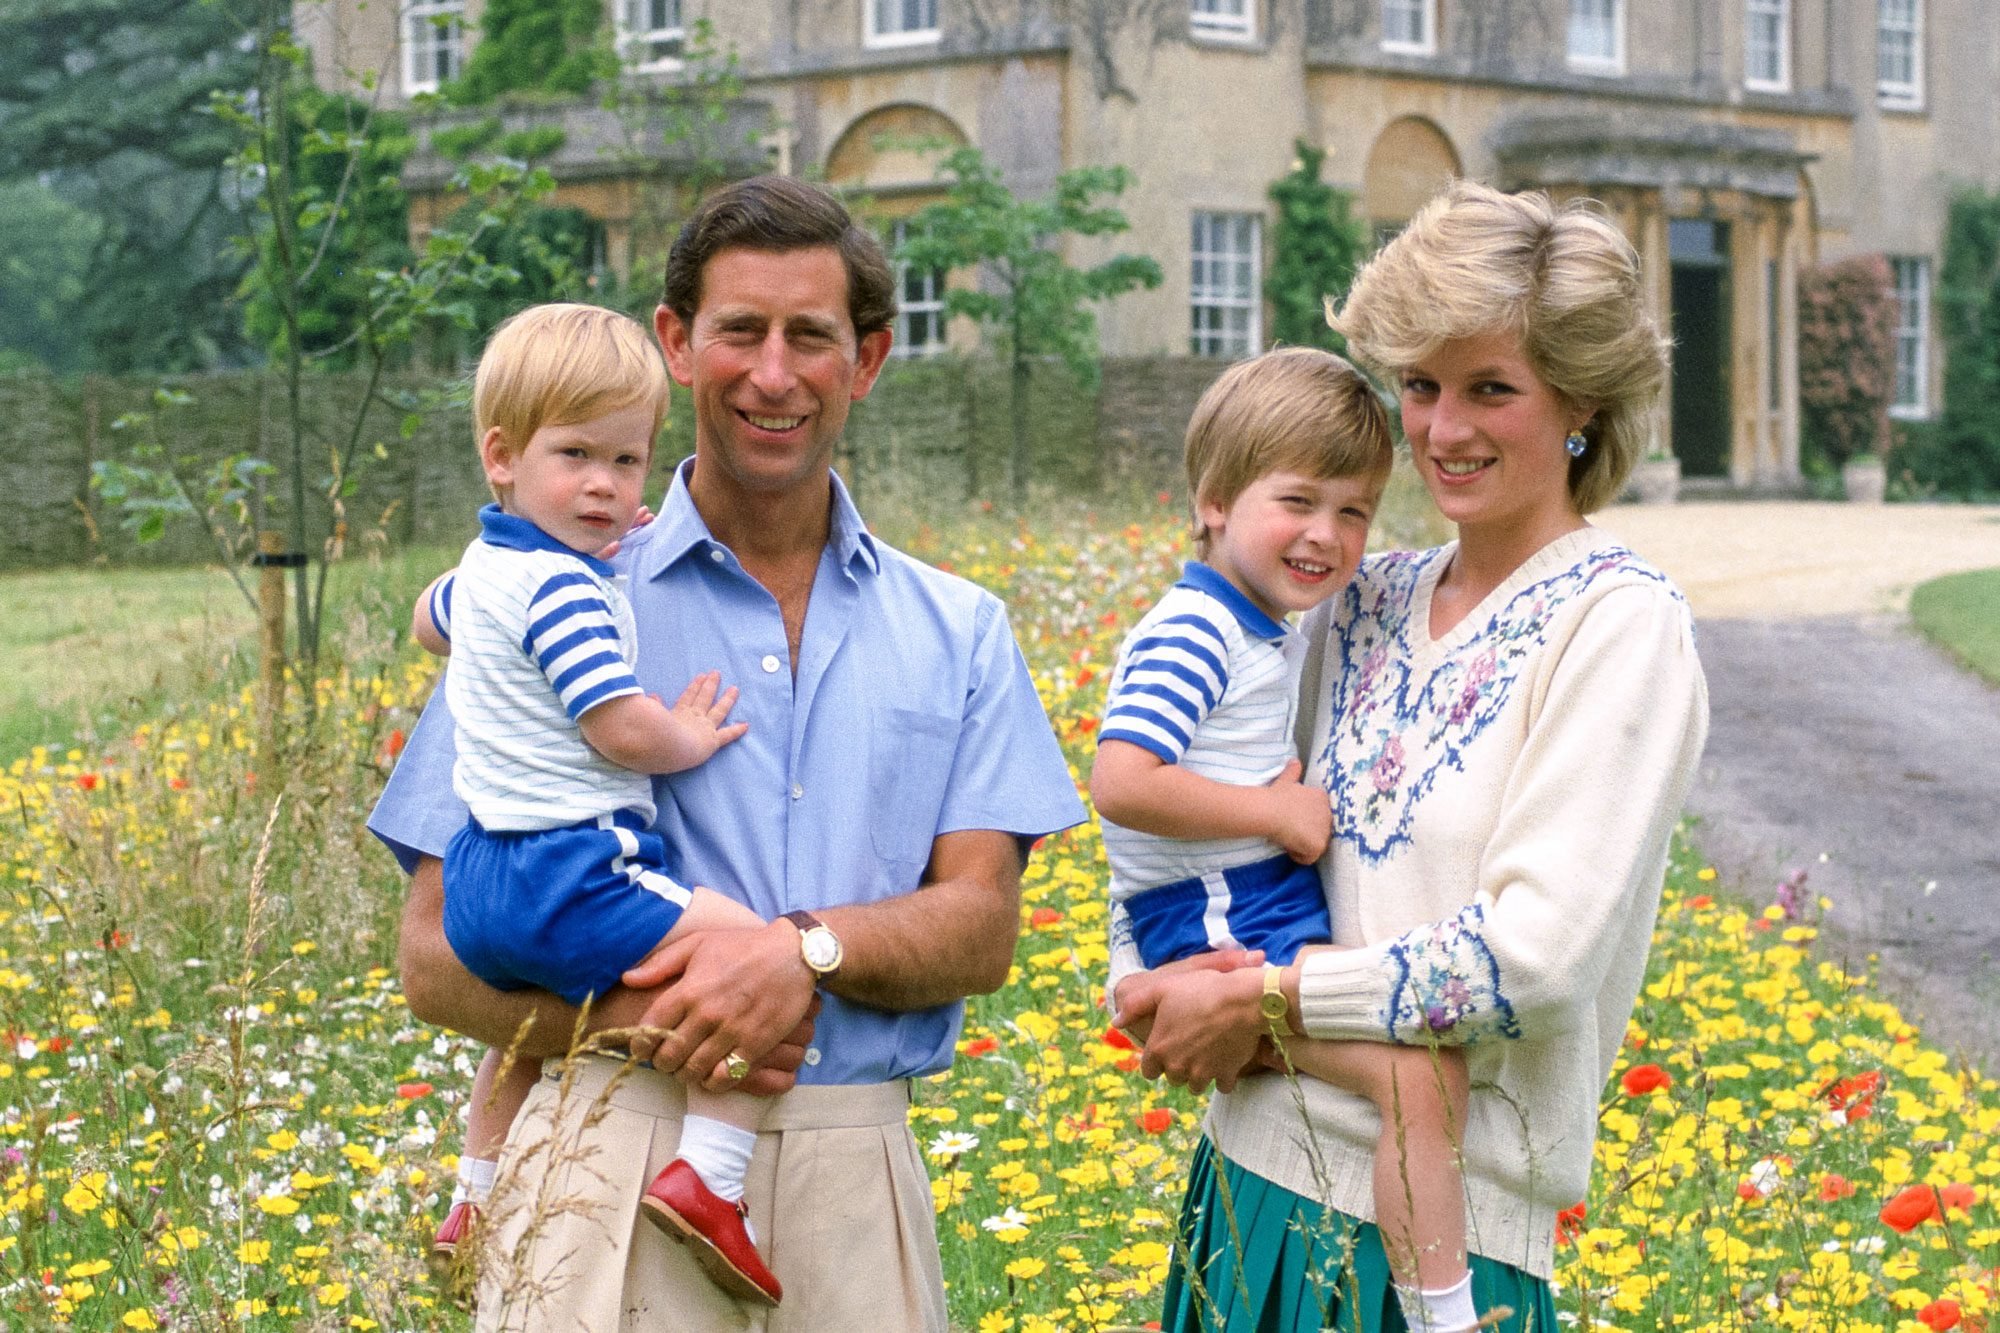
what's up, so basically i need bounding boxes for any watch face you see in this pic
[802,929,841,972]
[1260,992,1288,1019]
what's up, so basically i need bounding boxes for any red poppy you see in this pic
[1102,1027,1137,1051]
[1075,666,1095,687]
[1919,1300,1962,1331]
[1620,1064,1671,1096]
[1818,1173,1856,1201]
[963,1036,999,1058]
[1029,907,1063,928]
[1555,1201,1587,1245]
[44,1036,71,1054]
[1736,1179,1762,1201]
[1076,716,1098,734]
[76,773,100,791]
[1880,1185,1941,1233]
[168,776,189,791]
[1137,1108,1174,1134]
[1688,894,1714,909]
[396,1082,433,1100]
[1941,1182,1978,1214]
[1826,1070,1883,1120]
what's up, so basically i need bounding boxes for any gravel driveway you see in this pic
[1593,502,2000,1069]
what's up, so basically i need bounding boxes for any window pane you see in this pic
[1569,0,1618,62]
[1891,257,1928,412]
[1189,211,1260,358]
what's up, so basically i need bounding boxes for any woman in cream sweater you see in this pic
[1110,180,1710,1332]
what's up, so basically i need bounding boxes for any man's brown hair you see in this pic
[662,175,897,338]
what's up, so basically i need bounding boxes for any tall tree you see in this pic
[899,147,1163,509]
[1266,139,1370,353]
[0,0,260,371]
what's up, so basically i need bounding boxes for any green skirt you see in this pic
[1161,1137,1560,1332]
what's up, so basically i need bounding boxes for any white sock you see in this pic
[452,1156,498,1208]
[676,1115,755,1204]
[1395,1271,1478,1332]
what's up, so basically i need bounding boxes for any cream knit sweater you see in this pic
[1113,526,1708,1281]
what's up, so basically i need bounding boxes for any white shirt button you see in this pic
[803,1047,821,1066]
[709,548,725,563]
[761,654,780,673]
[791,783,804,800]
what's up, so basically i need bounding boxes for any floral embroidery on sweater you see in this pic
[1379,902,1519,1042]
[1317,544,1671,865]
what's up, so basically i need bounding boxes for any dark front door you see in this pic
[1669,219,1731,478]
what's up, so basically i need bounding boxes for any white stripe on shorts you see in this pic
[1200,870,1241,952]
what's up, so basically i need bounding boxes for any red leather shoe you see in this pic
[639,1159,782,1307]
[431,1199,480,1260]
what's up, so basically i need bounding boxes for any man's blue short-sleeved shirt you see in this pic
[369,460,1087,1084]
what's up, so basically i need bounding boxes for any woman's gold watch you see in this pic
[1260,964,1293,1036]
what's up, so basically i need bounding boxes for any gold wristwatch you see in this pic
[782,909,843,983]
[1260,964,1293,1035]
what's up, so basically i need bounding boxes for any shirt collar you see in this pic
[477,504,615,577]
[1176,561,1289,641]
[632,457,881,580]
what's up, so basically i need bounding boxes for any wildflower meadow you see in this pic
[0,508,1995,1331]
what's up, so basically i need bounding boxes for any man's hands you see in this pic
[1266,759,1333,864]
[1112,949,1267,1094]
[619,920,818,1093]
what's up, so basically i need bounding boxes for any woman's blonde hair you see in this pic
[1184,347,1394,555]
[1331,180,1669,514]
[473,303,671,470]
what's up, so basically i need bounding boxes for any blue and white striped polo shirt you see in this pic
[444,506,652,831]
[1099,561,1304,900]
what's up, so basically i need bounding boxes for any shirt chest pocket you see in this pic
[868,705,962,874]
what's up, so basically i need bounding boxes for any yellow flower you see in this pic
[1004,1257,1046,1280]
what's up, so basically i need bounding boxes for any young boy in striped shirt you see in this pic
[1094,348,1478,1332]
[411,304,785,1307]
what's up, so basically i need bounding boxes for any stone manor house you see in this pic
[298,0,2000,490]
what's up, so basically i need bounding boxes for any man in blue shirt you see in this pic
[371,176,1085,1330]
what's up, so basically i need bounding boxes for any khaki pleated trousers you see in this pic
[473,1054,947,1332]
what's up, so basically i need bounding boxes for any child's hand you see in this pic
[594,504,656,561]
[1266,759,1332,863]
[668,670,749,761]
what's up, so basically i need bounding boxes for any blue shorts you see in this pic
[1124,852,1332,969]
[442,810,692,1005]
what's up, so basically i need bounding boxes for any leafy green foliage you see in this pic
[899,147,1163,507]
[1905,187,2000,496]
[1797,255,1897,466]
[449,0,614,103]
[0,181,99,373]
[241,89,416,369]
[1265,140,1369,353]
[0,0,259,371]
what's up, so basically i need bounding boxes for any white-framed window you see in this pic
[1190,0,1255,41]
[619,0,684,70]
[865,0,940,48]
[1567,0,1624,74]
[1745,0,1790,91]
[1877,0,1924,108]
[888,220,947,360]
[1190,212,1261,359]
[1890,256,1931,418]
[1381,0,1436,54]
[402,0,465,95]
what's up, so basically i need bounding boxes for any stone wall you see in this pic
[0,357,1234,570]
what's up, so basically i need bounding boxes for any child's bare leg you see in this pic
[467,1046,541,1161]
[1271,1037,1473,1320]
[635,888,784,1304]
[440,1047,541,1248]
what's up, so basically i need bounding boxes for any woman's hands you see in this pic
[1112,949,1268,1094]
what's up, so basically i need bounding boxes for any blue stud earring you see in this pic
[1565,431,1588,458]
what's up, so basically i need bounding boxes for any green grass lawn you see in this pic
[0,546,458,763]
[1911,565,2000,685]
